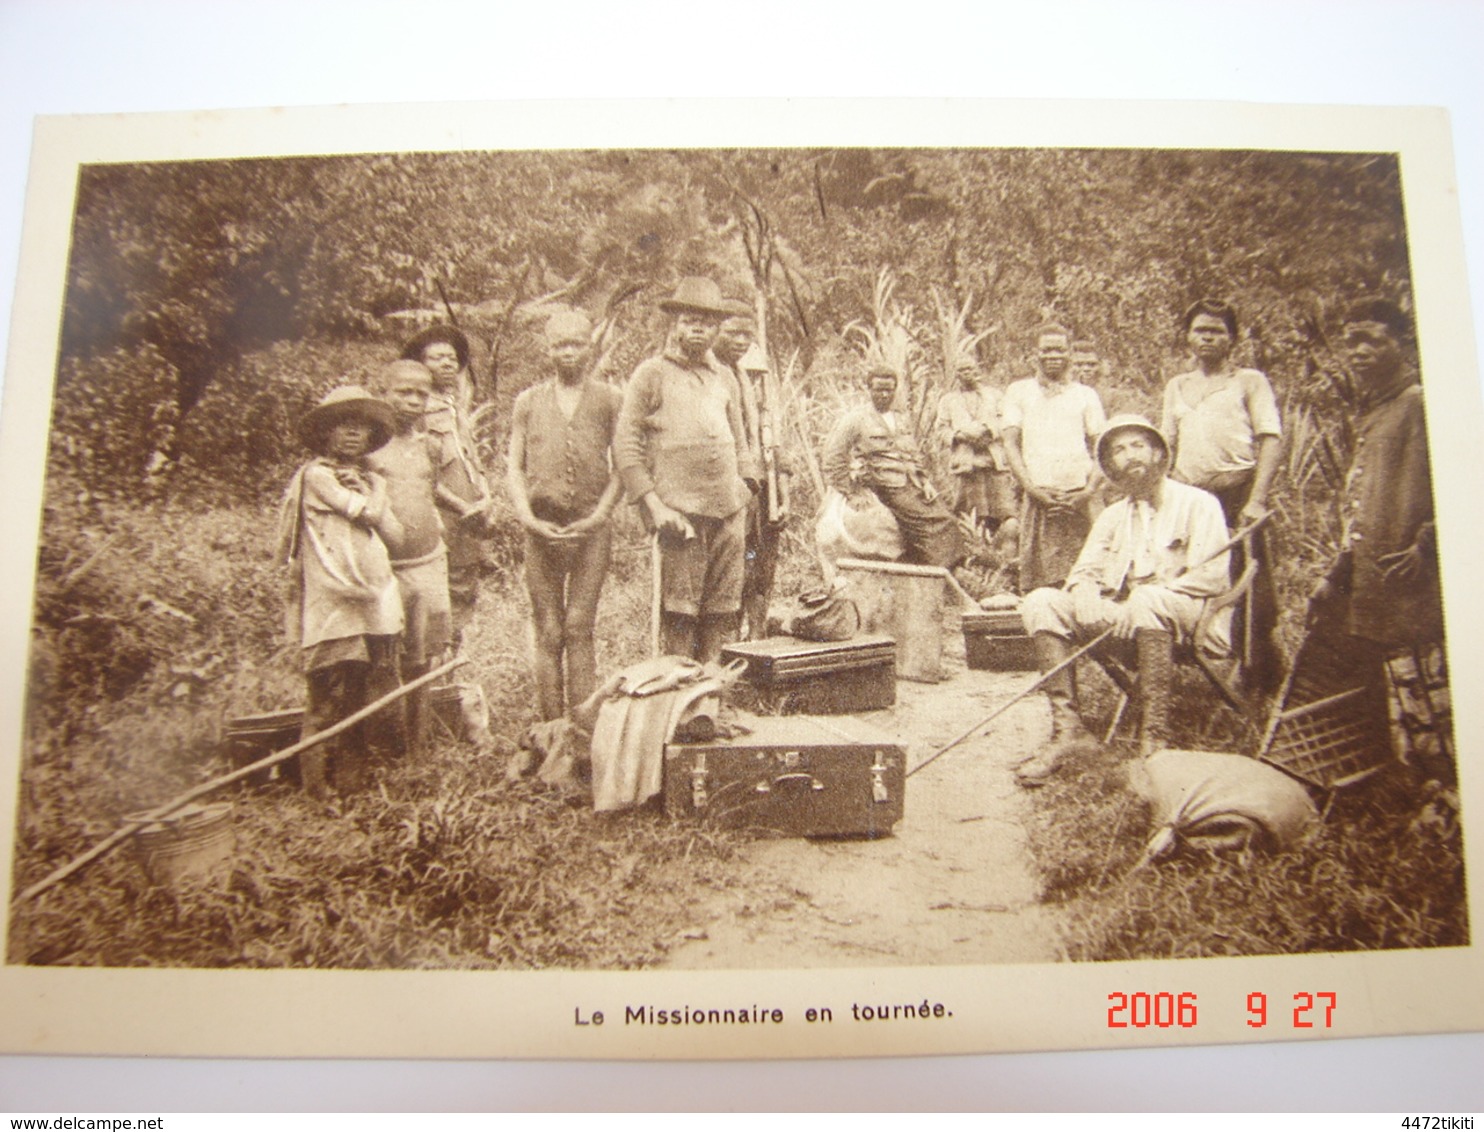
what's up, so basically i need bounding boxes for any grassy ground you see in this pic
[1020,665,1469,960]
[9,497,746,969]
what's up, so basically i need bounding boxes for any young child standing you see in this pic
[507,309,623,721]
[279,386,404,798]
[400,324,492,650]
[366,359,453,756]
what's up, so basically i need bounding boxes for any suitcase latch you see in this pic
[871,751,890,803]
[691,753,709,810]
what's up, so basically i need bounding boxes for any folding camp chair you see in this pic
[1094,556,1262,751]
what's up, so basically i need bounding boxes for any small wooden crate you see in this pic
[224,708,303,786]
[223,686,467,785]
[963,609,1037,671]
[721,634,896,715]
[835,558,948,682]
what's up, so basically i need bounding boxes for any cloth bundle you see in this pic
[1130,748,1318,859]
[815,488,904,572]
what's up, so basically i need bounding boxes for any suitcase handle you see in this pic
[767,772,825,793]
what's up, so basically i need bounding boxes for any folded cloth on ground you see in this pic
[590,656,743,812]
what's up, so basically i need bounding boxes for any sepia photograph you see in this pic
[0,100,1481,1062]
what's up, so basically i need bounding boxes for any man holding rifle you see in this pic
[712,297,789,638]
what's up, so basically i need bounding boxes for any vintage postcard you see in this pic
[0,99,1479,1060]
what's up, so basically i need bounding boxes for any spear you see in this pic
[434,276,477,398]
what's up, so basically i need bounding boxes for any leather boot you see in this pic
[1015,633,1089,786]
[1136,627,1173,758]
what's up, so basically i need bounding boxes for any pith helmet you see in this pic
[1096,413,1169,476]
[300,385,397,454]
[658,277,728,317]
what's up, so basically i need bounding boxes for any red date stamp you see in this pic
[1106,992,1198,1028]
[1105,992,1337,1029]
[1247,990,1337,1028]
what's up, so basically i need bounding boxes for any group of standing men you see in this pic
[508,277,785,723]
[284,272,1448,796]
[820,296,1445,788]
[282,277,781,793]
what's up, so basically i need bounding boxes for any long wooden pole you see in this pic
[906,629,1113,778]
[14,656,468,906]
[650,531,663,656]
[907,517,1269,779]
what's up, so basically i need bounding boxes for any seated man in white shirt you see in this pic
[1015,414,1233,786]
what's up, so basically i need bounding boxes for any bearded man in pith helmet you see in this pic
[1014,414,1233,786]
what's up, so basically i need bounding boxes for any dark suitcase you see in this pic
[720,634,896,714]
[222,685,468,785]
[224,708,304,786]
[963,609,1037,671]
[663,715,906,836]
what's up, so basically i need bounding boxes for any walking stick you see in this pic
[907,516,1270,779]
[650,530,663,656]
[14,656,468,906]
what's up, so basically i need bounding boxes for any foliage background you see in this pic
[11,146,1463,970]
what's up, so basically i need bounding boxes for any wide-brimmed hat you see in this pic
[300,385,397,454]
[1096,413,1169,476]
[400,323,471,370]
[658,277,728,317]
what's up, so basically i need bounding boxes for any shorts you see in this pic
[659,508,746,618]
[392,546,452,669]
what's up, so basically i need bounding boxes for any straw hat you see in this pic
[300,386,397,454]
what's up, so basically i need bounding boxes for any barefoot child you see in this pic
[367,359,453,755]
[507,309,623,720]
[279,386,404,797]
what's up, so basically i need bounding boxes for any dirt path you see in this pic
[664,639,1065,969]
